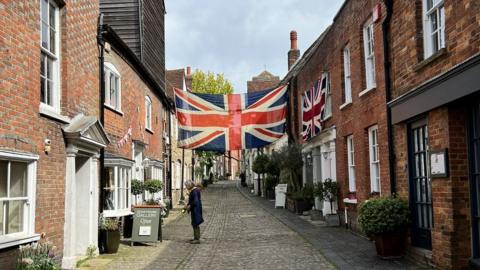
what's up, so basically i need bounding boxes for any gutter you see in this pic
[97,14,106,212]
[382,0,396,194]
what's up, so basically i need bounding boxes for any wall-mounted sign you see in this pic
[430,149,449,178]
[131,205,161,245]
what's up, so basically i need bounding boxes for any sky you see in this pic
[165,0,345,93]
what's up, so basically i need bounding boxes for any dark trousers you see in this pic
[193,226,200,240]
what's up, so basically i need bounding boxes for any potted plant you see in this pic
[131,179,144,205]
[322,179,340,226]
[144,179,163,203]
[286,184,314,214]
[17,240,59,270]
[252,154,269,197]
[358,196,410,258]
[100,216,120,254]
[311,182,324,220]
[264,174,277,200]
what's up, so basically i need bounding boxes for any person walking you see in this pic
[184,180,203,244]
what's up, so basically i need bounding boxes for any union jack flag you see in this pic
[174,85,288,152]
[302,75,327,141]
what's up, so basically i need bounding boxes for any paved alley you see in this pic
[82,181,334,270]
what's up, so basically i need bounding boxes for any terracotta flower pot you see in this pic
[374,231,407,259]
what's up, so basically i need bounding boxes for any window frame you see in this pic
[103,165,132,218]
[346,135,356,192]
[321,73,332,120]
[39,0,61,114]
[0,151,39,249]
[343,45,352,105]
[368,125,380,193]
[422,0,445,58]
[363,18,376,91]
[145,96,153,132]
[104,62,122,113]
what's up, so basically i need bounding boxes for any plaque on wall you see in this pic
[430,149,449,178]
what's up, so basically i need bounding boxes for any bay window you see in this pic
[103,165,132,217]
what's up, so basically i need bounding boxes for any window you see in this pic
[40,0,60,112]
[346,135,356,192]
[321,73,332,119]
[363,19,376,90]
[0,151,39,248]
[423,0,445,58]
[368,125,380,193]
[104,166,131,217]
[145,96,152,131]
[343,46,352,104]
[104,63,121,112]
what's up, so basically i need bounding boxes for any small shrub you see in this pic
[131,179,144,196]
[99,216,119,231]
[17,242,58,270]
[358,196,410,236]
[313,182,324,201]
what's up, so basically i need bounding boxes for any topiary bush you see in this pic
[131,179,144,196]
[358,196,410,236]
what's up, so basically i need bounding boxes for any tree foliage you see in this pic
[252,154,269,174]
[191,70,234,94]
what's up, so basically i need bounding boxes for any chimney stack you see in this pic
[185,66,192,90]
[288,30,300,70]
[186,66,191,77]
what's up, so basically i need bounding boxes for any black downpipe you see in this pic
[191,150,195,183]
[97,14,106,212]
[180,149,185,203]
[382,0,396,194]
[168,113,173,209]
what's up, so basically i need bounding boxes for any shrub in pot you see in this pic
[358,196,410,258]
[287,184,314,214]
[311,182,324,220]
[144,179,163,201]
[322,179,340,226]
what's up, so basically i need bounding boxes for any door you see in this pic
[408,119,433,249]
[469,101,480,259]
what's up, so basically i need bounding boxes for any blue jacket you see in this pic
[188,188,204,226]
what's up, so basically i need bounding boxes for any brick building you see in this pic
[243,69,282,193]
[387,0,480,268]
[283,1,391,223]
[0,0,171,269]
[166,68,194,206]
[1,0,107,269]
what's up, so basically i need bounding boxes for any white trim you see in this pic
[343,45,352,104]
[358,87,376,97]
[104,63,122,112]
[346,135,356,192]
[39,103,70,123]
[368,125,380,193]
[363,18,376,90]
[343,198,357,204]
[102,209,133,218]
[0,151,38,247]
[145,96,152,131]
[339,102,352,110]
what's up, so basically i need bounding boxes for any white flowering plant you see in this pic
[17,241,59,270]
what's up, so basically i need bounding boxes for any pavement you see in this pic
[78,181,425,270]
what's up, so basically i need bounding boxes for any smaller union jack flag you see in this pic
[174,85,288,152]
[302,74,327,141]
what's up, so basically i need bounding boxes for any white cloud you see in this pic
[165,0,344,93]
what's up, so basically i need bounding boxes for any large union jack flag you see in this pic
[302,74,327,141]
[174,85,288,152]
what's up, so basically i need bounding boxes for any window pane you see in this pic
[49,28,55,54]
[46,80,52,105]
[47,57,53,79]
[40,54,46,76]
[40,78,46,103]
[10,162,27,197]
[104,167,114,210]
[0,161,7,198]
[41,22,49,49]
[7,201,23,234]
[41,0,48,23]
[49,4,56,30]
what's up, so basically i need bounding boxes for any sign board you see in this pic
[275,184,288,208]
[131,206,161,245]
[430,149,449,178]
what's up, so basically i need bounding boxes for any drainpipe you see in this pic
[97,14,106,212]
[179,149,185,204]
[168,113,173,209]
[382,0,396,194]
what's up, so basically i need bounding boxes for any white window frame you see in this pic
[368,125,380,193]
[145,96,152,131]
[39,0,61,114]
[104,62,122,113]
[321,73,332,120]
[346,135,356,192]
[103,165,132,217]
[422,0,445,58]
[363,18,376,91]
[342,45,352,105]
[0,151,39,249]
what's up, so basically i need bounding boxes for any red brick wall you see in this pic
[0,0,100,266]
[390,0,480,99]
[289,1,390,227]
[103,48,166,162]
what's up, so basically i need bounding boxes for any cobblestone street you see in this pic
[81,181,334,270]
